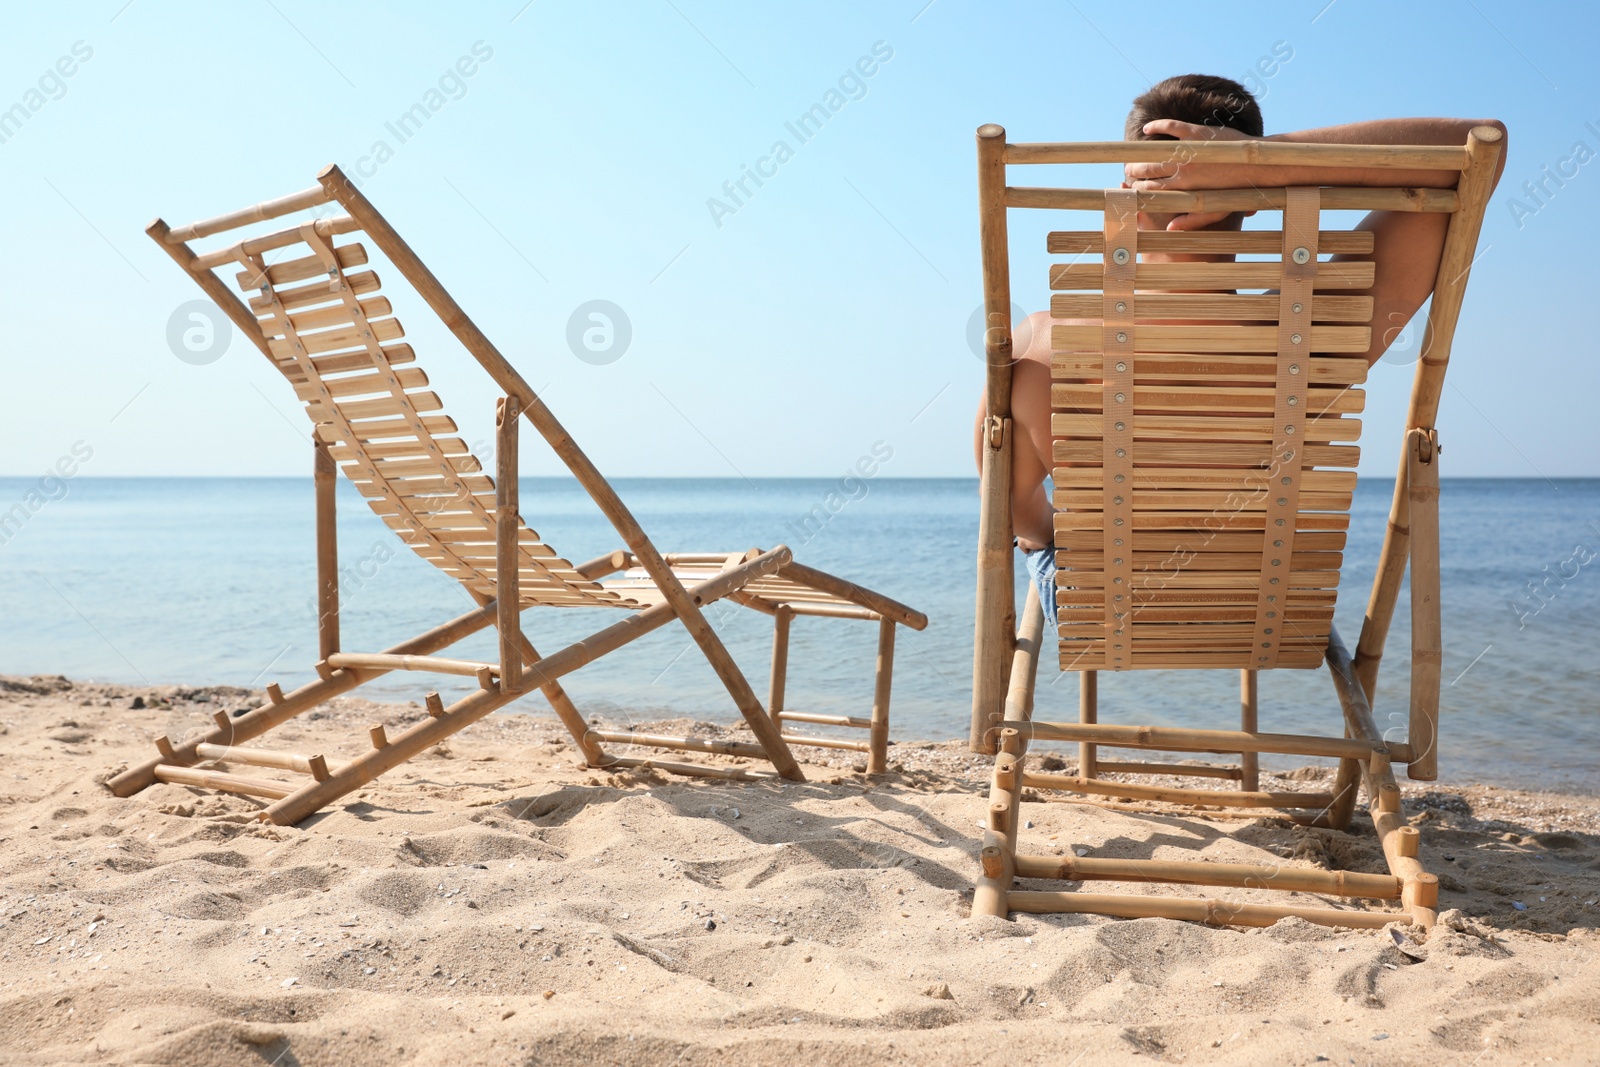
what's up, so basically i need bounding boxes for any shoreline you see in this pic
[2,673,1596,1065]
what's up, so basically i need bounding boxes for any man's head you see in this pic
[1124,74,1263,140]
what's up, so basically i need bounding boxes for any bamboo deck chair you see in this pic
[108,165,927,825]
[968,125,1502,931]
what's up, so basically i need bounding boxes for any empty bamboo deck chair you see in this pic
[108,165,926,825]
[968,125,1502,930]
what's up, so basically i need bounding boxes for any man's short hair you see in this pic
[1125,74,1263,140]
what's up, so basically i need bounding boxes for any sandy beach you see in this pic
[1,672,1596,1066]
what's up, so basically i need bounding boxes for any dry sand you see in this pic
[1,673,1596,1066]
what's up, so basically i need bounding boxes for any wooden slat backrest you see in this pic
[1047,187,1369,671]
[220,222,633,610]
[963,128,1501,747]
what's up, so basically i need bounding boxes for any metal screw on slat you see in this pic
[1114,538,1124,546]
[1114,557,1124,565]
[1116,332,1128,344]
[1273,539,1284,547]
[1114,421,1125,431]
[1287,396,1299,406]
[1113,496,1124,505]
[1292,247,1310,264]
[1282,477,1293,485]
[1277,498,1288,506]
[1266,595,1278,602]
[1115,361,1127,372]
[1112,248,1130,265]
[1113,517,1124,526]
[1289,364,1301,375]
[1271,559,1282,566]
[1264,628,1274,635]
[1115,448,1126,457]
[1284,425,1296,435]
[1115,301,1127,312]
[1292,302,1303,313]
[1114,474,1125,483]
[1290,333,1303,345]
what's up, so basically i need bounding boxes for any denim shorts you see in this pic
[1021,544,1058,628]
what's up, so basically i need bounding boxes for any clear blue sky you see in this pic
[2,1,1596,480]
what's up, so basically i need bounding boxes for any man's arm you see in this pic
[1127,117,1509,364]
[1129,117,1508,190]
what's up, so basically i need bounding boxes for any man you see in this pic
[976,74,1507,625]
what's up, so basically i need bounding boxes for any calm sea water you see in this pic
[1,477,1595,792]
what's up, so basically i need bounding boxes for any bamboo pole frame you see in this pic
[153,765,295,801]
[973,728,1025,918]
[325,652,496,678]
[1009,852,1401,898]
[194,743,333,780]
[1003,583,1044,723]
[129,169,934,819]
[1078,670,1097,779]
[585,729,767,759]
[1094,760,1240,780]
[1007,185,1459,214]
[313,439,339,666]
[964,126,1500,931]
[495,395,523,692]
[768,606,792,730]
[776,711,871,729]
[868,617,895,774]
[970,122,1017,755]
[1005,140,1470,169]
[1001,720,1406,762]
[1020,771,1335,810]
[1354,127,1502,699]
[1239,670,1260,792]
[1407,430,1442,781]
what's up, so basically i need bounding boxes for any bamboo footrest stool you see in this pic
[968,125,1501,930]
[109,166,926,825]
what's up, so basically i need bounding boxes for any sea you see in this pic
[1,476,1596,793]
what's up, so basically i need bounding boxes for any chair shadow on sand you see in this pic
[491,774,1600,939]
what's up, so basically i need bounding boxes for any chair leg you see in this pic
[1078,670,1097,779]
[313,438,340,668]
[1239,669,1260,792]
[1406,428,1443,782]
[867,618,895,775]
[767,606,792,733]
[974,727,1025,918]
[495,396,523,691]
[970,415,1015,755]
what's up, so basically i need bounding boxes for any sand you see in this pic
[1,672,1596,1066]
